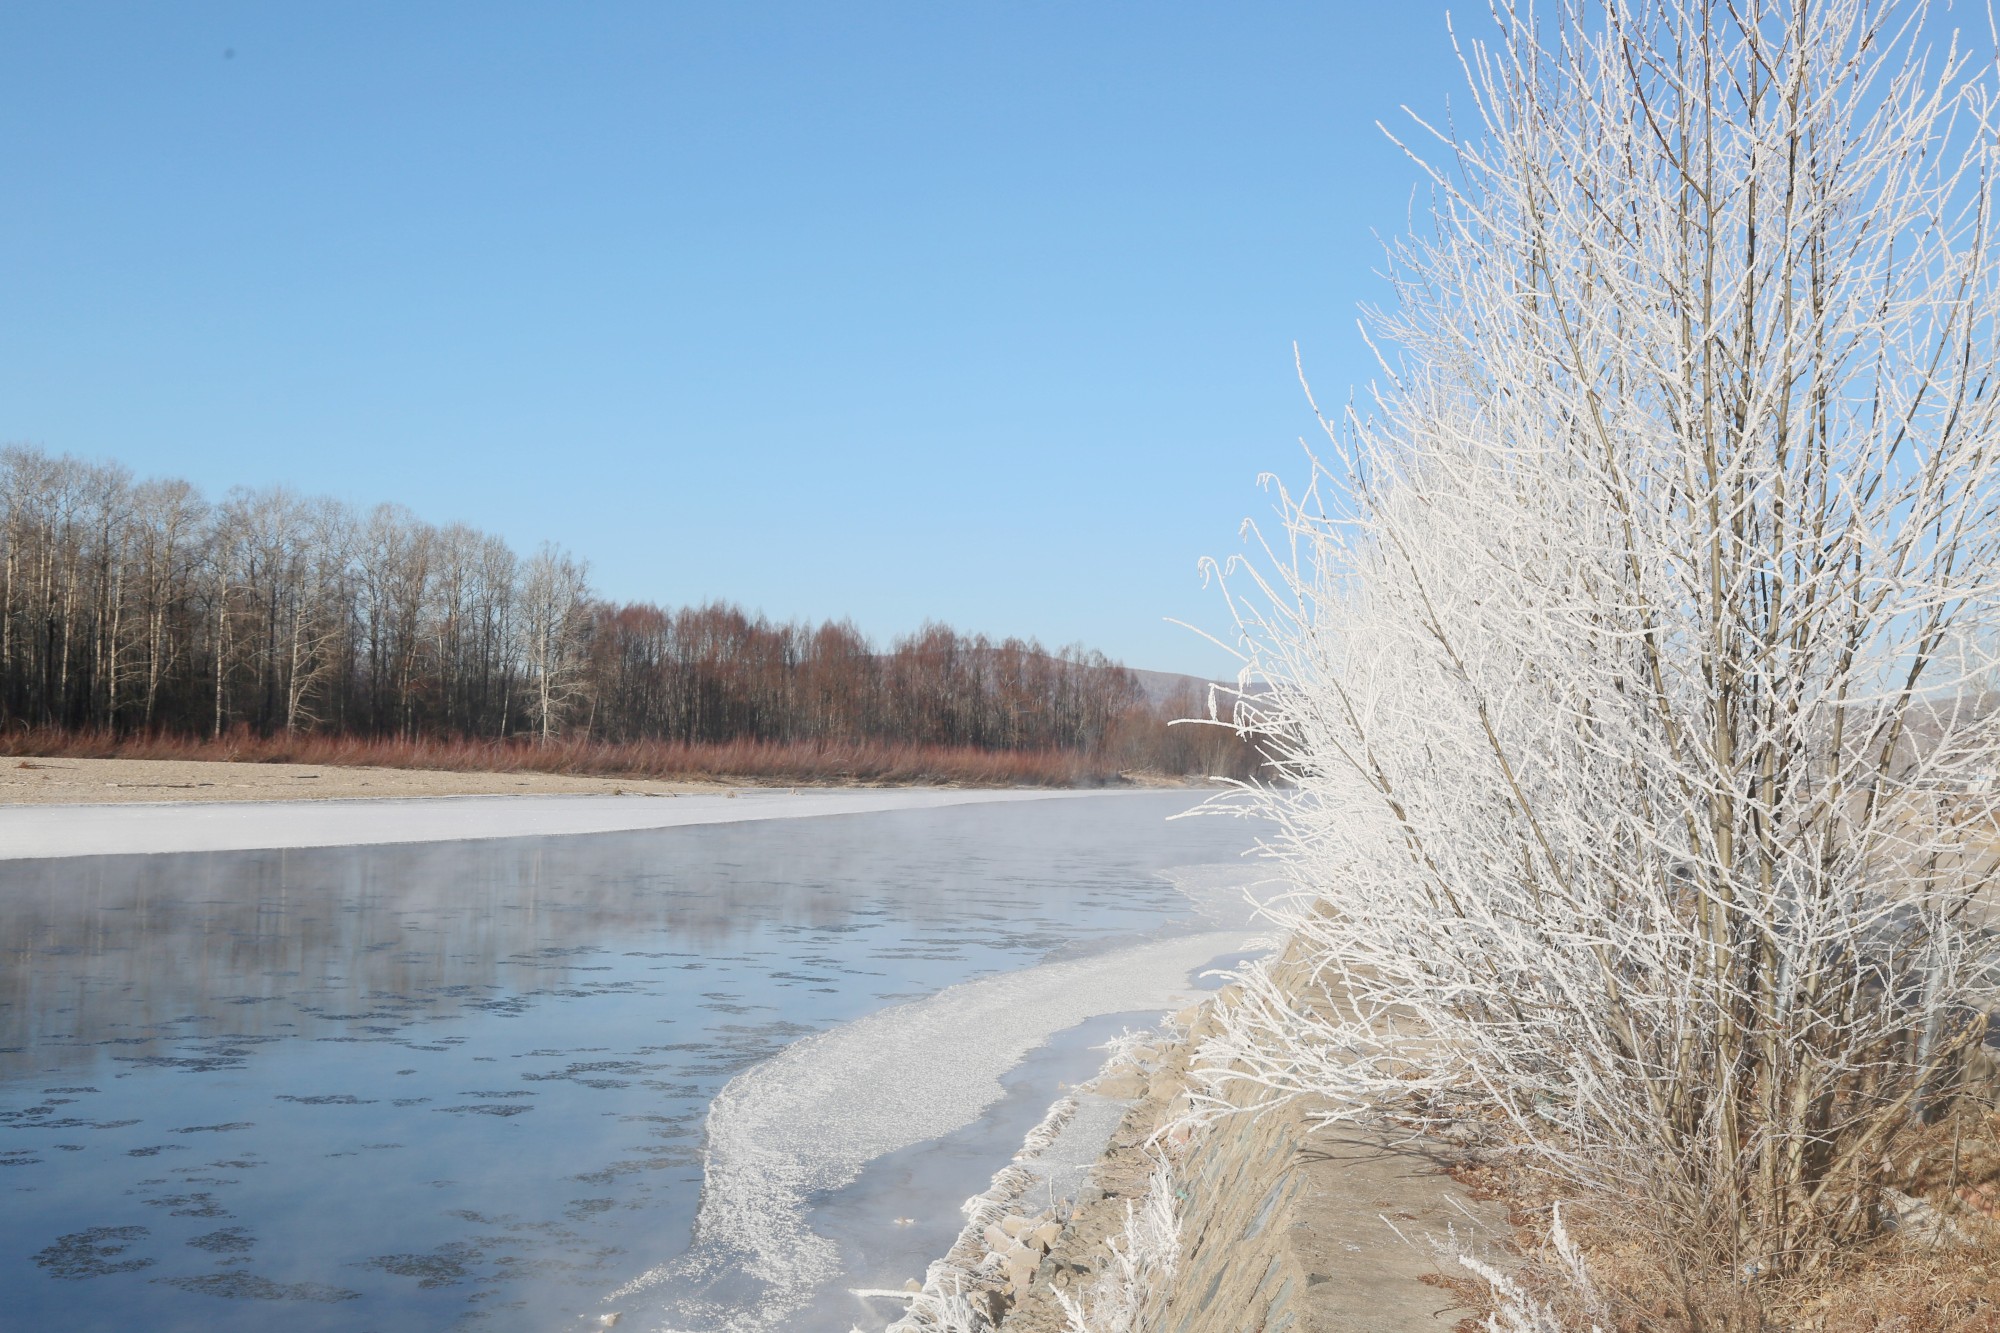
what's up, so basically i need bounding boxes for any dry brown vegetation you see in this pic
[0,726,1186,788]
[1433,1091,2000,1333]
[0,720,1232,784]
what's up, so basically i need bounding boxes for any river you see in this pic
[0,789,1267,1333]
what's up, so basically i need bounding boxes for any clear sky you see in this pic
[0,2,1464,678]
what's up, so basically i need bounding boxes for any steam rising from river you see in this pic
[0,796,1269,1333]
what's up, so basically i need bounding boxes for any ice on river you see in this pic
[607,929,1259,1332]
[0,786,1096,860]
[0,790,1268,1333]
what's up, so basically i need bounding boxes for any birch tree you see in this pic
[519,542,592,742]
[128,476,205,729]
[1203,0,2000,1284]
[281,497,353,732]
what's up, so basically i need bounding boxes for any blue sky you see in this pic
[0,2,1464,677]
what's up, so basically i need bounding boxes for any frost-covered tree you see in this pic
[1204,0,2000,1279]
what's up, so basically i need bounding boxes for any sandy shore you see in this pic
[0,755,730,805]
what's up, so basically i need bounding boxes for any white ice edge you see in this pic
[610,927,1259,1333]
[0,786,1148,861]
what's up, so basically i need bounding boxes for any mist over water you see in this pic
[0,792,1263,1333]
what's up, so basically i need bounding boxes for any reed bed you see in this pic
[0,727,1137,788]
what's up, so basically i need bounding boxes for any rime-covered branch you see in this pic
[1200,0,2000,1276]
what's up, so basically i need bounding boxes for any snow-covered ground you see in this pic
[0,786,1119,860]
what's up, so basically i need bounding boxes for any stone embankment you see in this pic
[883,985,1509,1333]
[1022,993,1505,1333]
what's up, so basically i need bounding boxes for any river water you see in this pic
[0,790,1267,1333]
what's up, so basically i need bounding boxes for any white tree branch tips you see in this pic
[1201,0,2000,1279]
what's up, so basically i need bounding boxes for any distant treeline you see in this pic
[0,446,1254,779]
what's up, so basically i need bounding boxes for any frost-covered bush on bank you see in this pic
[1201,0,2000,1284]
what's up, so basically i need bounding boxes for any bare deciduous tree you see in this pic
[0,444,1243,773]
[519,543,592,743]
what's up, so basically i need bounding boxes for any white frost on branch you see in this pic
[1196,0,2000,1276]
[1053,1155,1183,1333]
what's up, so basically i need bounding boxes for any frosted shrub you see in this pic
[1200,0,2000,1280]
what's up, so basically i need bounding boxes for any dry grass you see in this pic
[1551,1206,2000,1333]
[1775,1247,2000,1333]
[0,727,1152,788]
[1440,1102,2000,1333]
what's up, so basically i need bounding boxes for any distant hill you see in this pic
[1130,668,1231,708]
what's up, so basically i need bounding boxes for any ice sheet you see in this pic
[606,928,1258,1332]
[0,786,1113,860]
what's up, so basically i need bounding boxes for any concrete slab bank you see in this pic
[1147,1110,1505,1333]
[998,1002,1508,1333]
